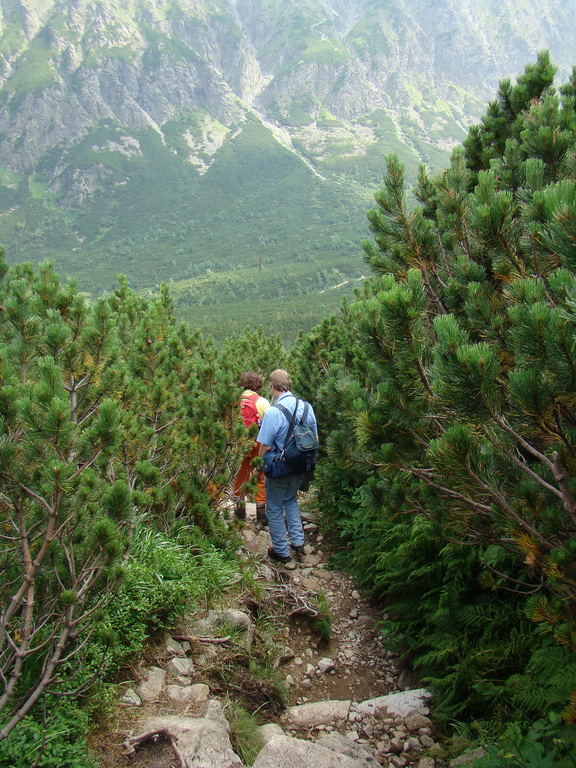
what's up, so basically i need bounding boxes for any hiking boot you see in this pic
[256,503,268,526]
[291,544,305,561]
[267,547,291,564]
[234,501,246,520]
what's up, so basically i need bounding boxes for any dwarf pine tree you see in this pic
[0,260,280,751]
[106,280,280,533]
[0,257,130,738]
[221,325,287,380]
[294,55,576,728]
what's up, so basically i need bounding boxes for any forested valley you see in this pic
[1,52,576,767]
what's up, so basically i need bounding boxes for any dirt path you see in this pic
[93,502,436,767]
[241,503,407,707]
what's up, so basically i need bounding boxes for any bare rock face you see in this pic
[129,708,243,768]
[282,699,352,727]
[1,0,574,183]
[252,733,372,768]
[352,689,433,719]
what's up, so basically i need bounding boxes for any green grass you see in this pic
[3,34,58,95]
[300,38,350,66]
[279,100,316,127]
[0,23,25,57]
[0,166,22,185]
[224,700,265,765]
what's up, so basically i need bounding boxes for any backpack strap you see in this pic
[273,399,300,452]
[275,401,309,426]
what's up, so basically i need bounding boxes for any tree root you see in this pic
[123,728,186,767]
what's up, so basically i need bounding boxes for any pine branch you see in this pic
[481,561,546,595]
[408,466,493,514]
[497,417,576,526]
[464,462,555,549]
[0,612,73,738]
[484,432,565,503]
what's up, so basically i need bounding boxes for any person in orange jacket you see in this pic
[233,371,270,525]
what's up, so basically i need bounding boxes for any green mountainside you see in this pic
[0,0,575,339]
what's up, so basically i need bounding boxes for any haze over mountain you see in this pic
[0,0,575,338]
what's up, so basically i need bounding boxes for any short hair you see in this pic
[238,371,263,391]
[269,369,292,392]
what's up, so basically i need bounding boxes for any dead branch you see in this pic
[172,634,231,645]
[263,583,320,619]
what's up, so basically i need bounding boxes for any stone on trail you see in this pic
[207,609,253,631]
[168,657,195,677]
[317,657,335,673]
[404,713,432,731]
[204,699,232,729]
[120,688,141,707]
[258,722,285,744]
[257,564,275,581]
[164,634,186,655]
[207,609,255,648]
[352,689,432,718]
[137,666,166,702]
[316,732,375,762]
[301,554,322,566]
[252,734,373,768]
[166,682,210,706]
[282,699,351,727]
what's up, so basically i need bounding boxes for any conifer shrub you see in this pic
[292,51,576,739]
[0,255,283,763]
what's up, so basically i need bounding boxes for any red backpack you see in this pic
[240,392,261,427]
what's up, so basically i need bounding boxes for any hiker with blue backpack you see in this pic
[256,369,318,565]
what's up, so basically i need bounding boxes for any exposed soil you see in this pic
[92,501,423,767]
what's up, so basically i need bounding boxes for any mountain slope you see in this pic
[0,0,574,339]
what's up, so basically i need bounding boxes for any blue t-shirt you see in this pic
[257,391,317,451]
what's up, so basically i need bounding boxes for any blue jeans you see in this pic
[265,473,305,558]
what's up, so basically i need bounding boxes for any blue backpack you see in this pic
[274,399,318,473]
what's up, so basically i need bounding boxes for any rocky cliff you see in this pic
[1,0,574,176]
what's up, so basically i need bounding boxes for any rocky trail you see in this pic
[94,503,482,768]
